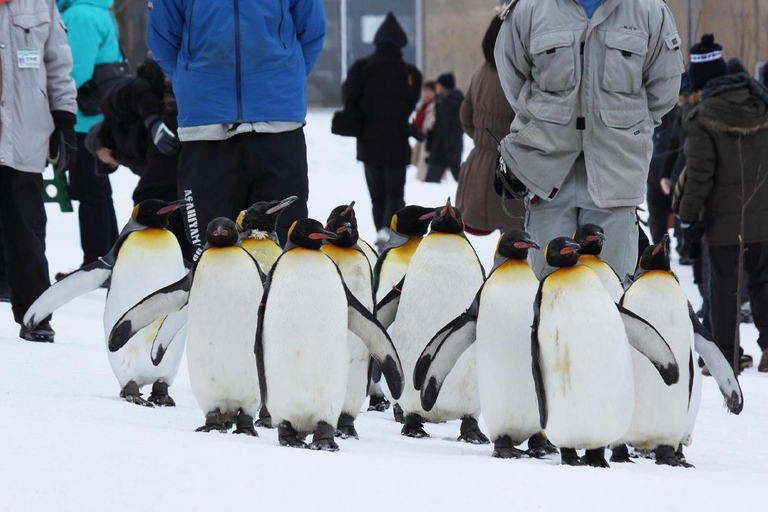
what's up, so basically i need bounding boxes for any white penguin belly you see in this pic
[262,250,349,435]
[476,261,541,444]
[104,229,187,388]
[186,247,263,418]
[391,234,484,422]
[620,272,692,450]
[538,266,634,449]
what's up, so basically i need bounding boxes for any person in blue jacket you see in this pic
[148,0,327,255]
[57,0,121,269]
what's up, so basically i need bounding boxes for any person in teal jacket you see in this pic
[57,0,121,268]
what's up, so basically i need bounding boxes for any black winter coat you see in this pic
[342,45,422,167]
[427,89,465,167]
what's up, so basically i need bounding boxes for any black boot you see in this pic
[560,448,583,466]
[335,412,359,439]
[527,432,559,458]
[255,406,273,428]
[458,416,490,444]
[492,435,525,459]
[232,409,258,436]
[196,409,228,433]
[278,421,308,448]
[581,447,610,468]
[120,381,153,407]
[393,403,405,423]
[368,394,391,412]
[310,422,339,451]
[609,444,635,463]
[148,381,176,407]
[401,413,429,438]
[19,319,55,343]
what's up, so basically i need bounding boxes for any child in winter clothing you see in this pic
[425,73,464,183]
[413,81,437,181]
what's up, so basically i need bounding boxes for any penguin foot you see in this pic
[458,417,490,444]
[675,445,695,468]
[561,448,584,466]
[278,421,308,449]
[492,436,525,459]
[334,413,359,440]
[401,414,429,438]
[609,444,635,464]
[393,403,405,423]
[655,445,693,468]
[232,411,258,437]
[527,432,559,458]
[255,406,273,429]
[147,381,176,407]
[367,394,391,412]
[120,381,154,408]
[310,422,339,451]
[581,448,610,468]
[196,409,228,433]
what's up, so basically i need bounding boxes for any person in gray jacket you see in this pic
[495,0,684,281]
[0,0,78,342]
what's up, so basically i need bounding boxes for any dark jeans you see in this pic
[425,161,461,183]
[178,129,309,254]
[646,181,671,244]
[363,164,406,231]
[68,132,119,266]
[708,242,768,362]
[0,167,51,323]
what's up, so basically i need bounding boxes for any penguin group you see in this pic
[23,196,744,462]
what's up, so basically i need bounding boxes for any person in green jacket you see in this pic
[57,0,121,268]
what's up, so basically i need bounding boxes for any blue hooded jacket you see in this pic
[148,0,327,128]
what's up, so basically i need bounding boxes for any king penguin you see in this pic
[612,235,743,466]
[109,218,266,434]
[256,218,404,451]
[530,237,680,467]
[236,195,297,273]
[573,224,624,303]
[24,199,189,406]
[320,202,375,439]
[413,230,557,458]
[379,199,488,442]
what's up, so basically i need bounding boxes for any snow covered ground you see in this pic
[1,110,765,512]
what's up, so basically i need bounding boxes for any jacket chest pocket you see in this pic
[11,12,51,86]
[530,31,576,92]
[602,31,647,95]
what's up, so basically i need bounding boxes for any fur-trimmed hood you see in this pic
[690,73,768,135]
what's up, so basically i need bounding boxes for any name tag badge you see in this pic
[18,50,41,69]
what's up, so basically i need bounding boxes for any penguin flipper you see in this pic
[22,260,113,329]
[531,281,547,429]
[617,303,680,385]
[376,276,405,329]
[345,285,405,400]
[108,271,193,353]
[150,307,188,366]
[688,302,744,414]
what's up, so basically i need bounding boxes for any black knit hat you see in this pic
[374,12,408,49]
[437,72,456,90]
[688,34,728,91]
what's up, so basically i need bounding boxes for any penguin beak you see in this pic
[340,201,356,217]
[559,240,581,256]
[266,196,299,215]
[213,228,230,238]
[440,198,456,219]
[335,222,354,235]
[156,200,190,215]
[585,233,606,243]
[418,210,437,221]
[514,240,540,250]
[653,234,670,257]
[309,229,338,240]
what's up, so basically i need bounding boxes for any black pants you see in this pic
[425,160,460,183]
[363,164,406,232]
[646,181,671,244]
[708,242,768,362]
[0,167,51,323]
[68,132,119,266]
[178,129,309,254]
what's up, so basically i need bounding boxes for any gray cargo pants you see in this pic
[525,156,639,284]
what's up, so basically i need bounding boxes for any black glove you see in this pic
[408,123,425,142]
[679,219,705,261]
[49,110,78,173]
[493,153,528,200]
[144,115,181,155]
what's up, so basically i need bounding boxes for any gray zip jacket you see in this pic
[0,0,76,173]
[495,0,684,207]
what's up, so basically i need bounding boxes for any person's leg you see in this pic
[646,182,671,244]
[364,164,387,231]
[0,228,8,302]
[243,129,309,245]
[707,244,740,363]
[67,133,119,265]
[0,168,51,324]
[425,164,445,183]
[382,166,407,230]
[744,242,768,353]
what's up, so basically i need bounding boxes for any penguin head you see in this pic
[638,234,671,272]
[390,205,437,237]
[325,201,359,248]
[131,199,188,228]
[205,217,239,247]
[430,198,464,235]
[544,237,582,268]
[237,195,298,233]
[287,218,338,250]
[574,223,606,255]
[497,229,540,260]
